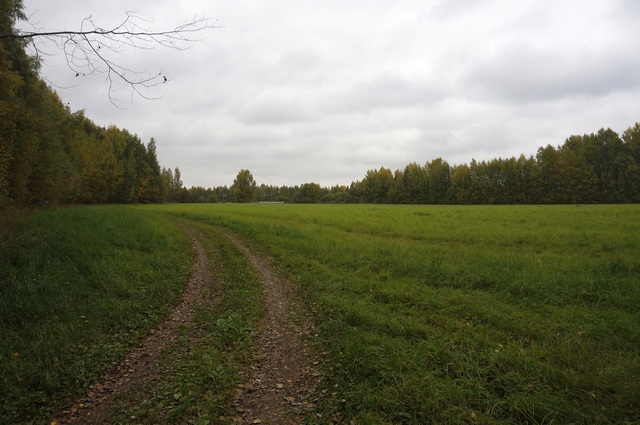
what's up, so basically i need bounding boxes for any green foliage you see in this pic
[362,167,394,203]
[230,169,257,203]
[159,203,640,424]
[355,128,640,204]
[162,166,185,202]
[0,206,192,423]
[294,182,322,203]
[0,5,166,206]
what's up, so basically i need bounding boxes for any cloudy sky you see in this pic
[19,0,640,188]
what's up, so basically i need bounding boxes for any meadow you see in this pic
[160,203,639,424]
[0,207,194,422]
[0,206,264,424]
[1,204,638,424]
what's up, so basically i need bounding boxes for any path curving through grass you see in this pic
[50,221,321,424]
[51,226,212,423]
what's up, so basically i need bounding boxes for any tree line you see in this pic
[349,125,640,205]
[177,124,640,205]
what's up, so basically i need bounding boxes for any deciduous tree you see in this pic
[231,169,257,203]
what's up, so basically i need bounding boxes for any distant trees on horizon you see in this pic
[176,123,640,205]
[348,124,640,205]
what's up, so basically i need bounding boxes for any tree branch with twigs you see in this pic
[1,11,218,106]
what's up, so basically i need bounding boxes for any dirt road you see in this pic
[52,226,319,424]
[226,233,320,424]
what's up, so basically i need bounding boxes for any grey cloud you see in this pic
[325,74,444,114]
[428,0,493,20]
[239,92,314,124]
[463,40,640,103]
[614,0,640,18]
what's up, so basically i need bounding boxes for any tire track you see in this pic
[226,233,320,425]
[52,227,211,424]
[52,227,321,424]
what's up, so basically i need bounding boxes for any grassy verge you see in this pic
[0,206,192,424]
[156,203,640,424]
[106,218,264,424]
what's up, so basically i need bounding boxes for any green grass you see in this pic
[2,204,638,424]
[0,206,192,423]
[155,203,640,424]
[106,218,264,424]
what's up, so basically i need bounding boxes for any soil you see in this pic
[226,233,320,424]
[51,227,319,424]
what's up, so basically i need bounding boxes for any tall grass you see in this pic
[157,203,640,424]
[0,206,192,423]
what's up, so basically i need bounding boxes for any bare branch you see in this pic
[1,11,219,105]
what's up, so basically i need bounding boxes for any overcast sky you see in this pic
[20,0,640,188]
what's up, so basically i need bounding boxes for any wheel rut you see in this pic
[52,227,210,424]
[51,226,319,424]
[225,233,320,425]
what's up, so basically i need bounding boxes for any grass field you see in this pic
[0,207,193,422]
[159,203,640,424]
[1,204,638,424]
[104,218,264,424]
